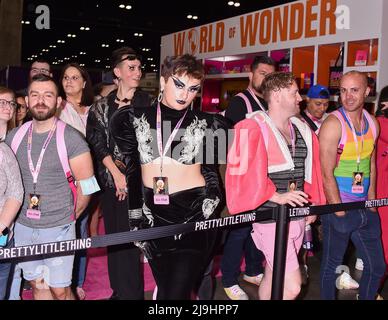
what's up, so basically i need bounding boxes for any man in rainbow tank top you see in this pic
[319,71,386,300]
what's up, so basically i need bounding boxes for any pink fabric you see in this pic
[226,117,325,215]
[251,219,305,273]
[226,118,276,214]
[377,117,388,270]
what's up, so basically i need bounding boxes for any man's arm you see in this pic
[69,152,94,218]
[319,116,344,216]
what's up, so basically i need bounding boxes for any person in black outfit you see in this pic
[86,47,151,300]
[110,54,230,300]
[221,55,275,300]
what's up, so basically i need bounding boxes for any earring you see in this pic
[190,101,194,110]
[158,90,164,103]
[83,82,86,89]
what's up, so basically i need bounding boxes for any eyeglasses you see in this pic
[63,75,81,82]
[31,68,50,75]
[0,99,17,110]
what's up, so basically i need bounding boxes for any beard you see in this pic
[252,82,263,95]
[30,103,57,121]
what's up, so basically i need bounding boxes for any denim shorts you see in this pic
[14,222,76,288]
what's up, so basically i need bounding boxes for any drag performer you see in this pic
[111,54,230,299]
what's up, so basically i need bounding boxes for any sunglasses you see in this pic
[115,54,142,67]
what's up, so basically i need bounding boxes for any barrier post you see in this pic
[271,205,289,300]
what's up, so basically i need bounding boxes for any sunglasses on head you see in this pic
[116,54,142,65]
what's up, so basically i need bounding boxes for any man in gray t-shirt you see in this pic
[5,75,96,300]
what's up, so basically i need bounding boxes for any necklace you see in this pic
[115,96,131,104]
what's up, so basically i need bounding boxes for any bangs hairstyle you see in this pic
[261,72,296,101]
[161,54,204,82]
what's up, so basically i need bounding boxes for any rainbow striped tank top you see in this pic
[334,108,376,202]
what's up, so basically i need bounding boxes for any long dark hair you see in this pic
[376,86,388,118]
[59,63,94,106]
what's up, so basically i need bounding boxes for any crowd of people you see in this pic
[0,46,388,300]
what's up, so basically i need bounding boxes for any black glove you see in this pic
[128,205,155,259]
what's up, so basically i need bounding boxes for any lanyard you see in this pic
[345,111,365,171]
[156,103,188,176]
[27,119,58,192]
[289,121,296,159]
[247,88,266,112]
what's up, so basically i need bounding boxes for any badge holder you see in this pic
[352,172,364,194]
[153,177,170,205]
[288,180,297,192]
[26,193,42,220]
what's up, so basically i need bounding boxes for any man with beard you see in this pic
[221,56,275,300]
[6,74,98,300]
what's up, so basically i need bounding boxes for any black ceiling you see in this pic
[21,0,295,73]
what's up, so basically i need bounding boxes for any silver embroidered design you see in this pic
[178,117,207,163]
[128,208,142,220]
[142,203,154,227]
[133,115,154,163]
[202,197,220,219]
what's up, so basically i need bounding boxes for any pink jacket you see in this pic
[226,111,326,214]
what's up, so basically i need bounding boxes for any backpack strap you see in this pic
[56,120,77,221]
[331,110,347,167]
[362,110,377,141]
[236,92,253,114]
[11,121,32,154]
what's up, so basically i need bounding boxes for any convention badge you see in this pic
[288,180,297,192]
[352,172,364,194]
[29,193,41,210]
[153,177,169,205]
[27,193,41,220]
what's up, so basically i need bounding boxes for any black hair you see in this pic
[111,47,142,72]
[376,86,388,118]
[59,62,95,106]
[28,74,59,94]
[251,55,276,72]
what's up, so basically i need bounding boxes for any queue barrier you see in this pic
[1,198,388,300]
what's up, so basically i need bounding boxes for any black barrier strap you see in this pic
[0,209,274,261]
[2,198,388,261]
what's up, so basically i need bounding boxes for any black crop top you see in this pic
[110,103,231,212]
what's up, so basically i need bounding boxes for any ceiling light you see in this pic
[119,4,125,8]
[192,16,198,20]
[95,59,101,63]
[228,1,234,5]
[85,27,90,31]
[126,5,132,10]
[187,15,193,19]
[80,27,85,30]
[80,64,85,67]
[234,2,240,7]
[147,58,153,61]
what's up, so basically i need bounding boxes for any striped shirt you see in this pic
[334,108,375,202]
[259,125,307,222]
